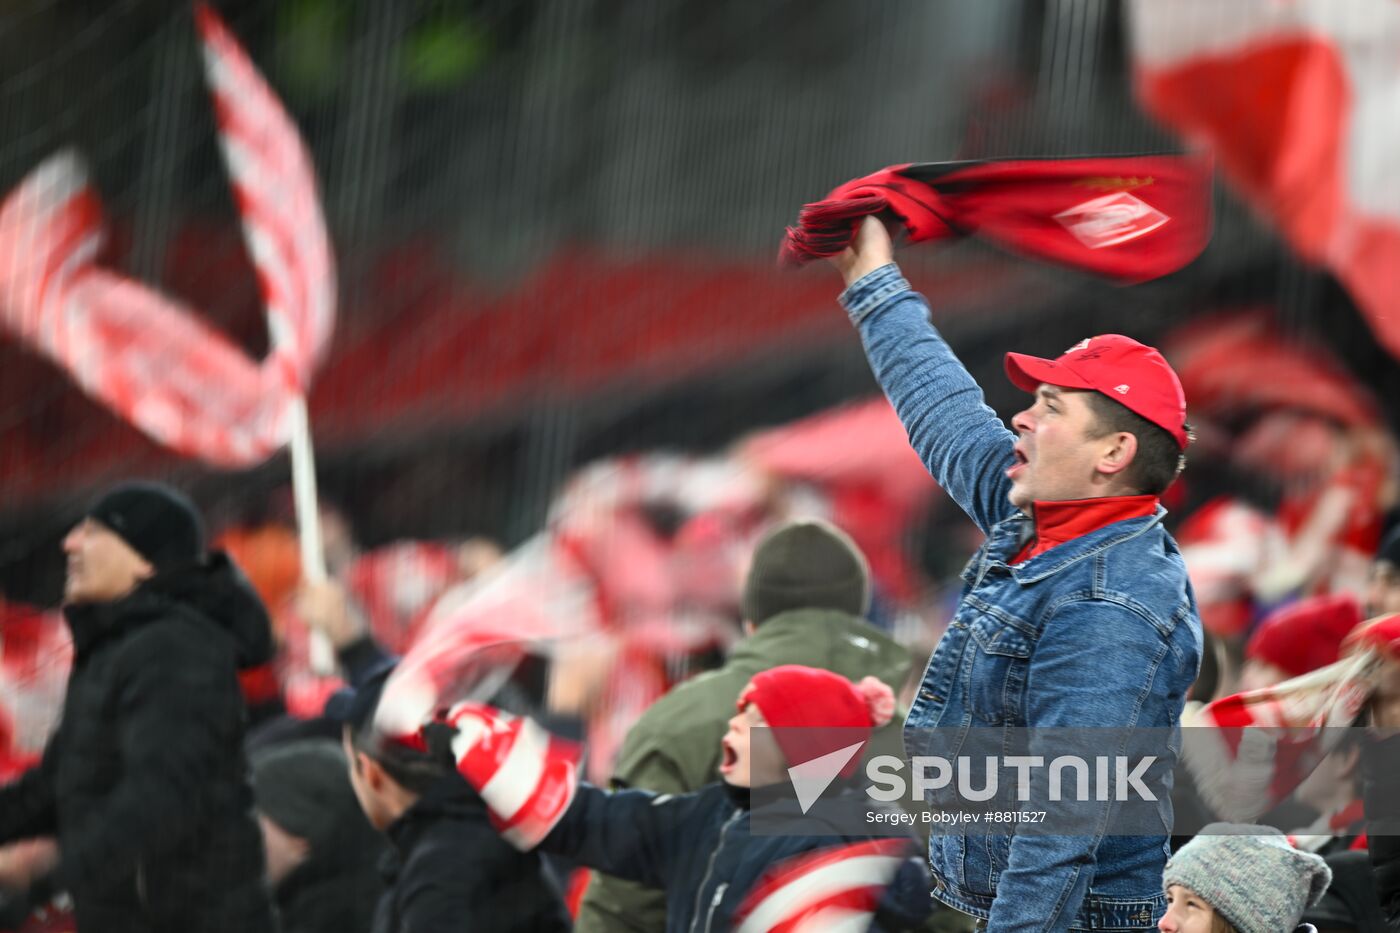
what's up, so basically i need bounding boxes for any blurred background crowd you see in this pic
[1,1,1399,931]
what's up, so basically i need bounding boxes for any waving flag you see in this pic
[1183,614,1400,820]
[0,4,333,466]
[1130,0,1400,358]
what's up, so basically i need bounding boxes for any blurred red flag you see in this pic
[781,153,1213,283]
[1163,313,1380,428]
[1131,0,1400,359]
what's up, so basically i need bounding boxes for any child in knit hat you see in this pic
[444,664,933,932]
[720,664,896,786]
[1159,824,1332,933]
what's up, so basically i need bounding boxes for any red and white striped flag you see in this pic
[372,534,607,743]
[1130,0,1400,359]
[1183,613,1400,820]
[731,839,910,933]
[0,4,333,466]
[195,3,334,390]
[443,701,581,851]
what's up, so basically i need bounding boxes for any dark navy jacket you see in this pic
[543,781,933,933]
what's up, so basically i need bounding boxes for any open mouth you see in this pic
[1007,446,1029,480]
[720,739,738,773]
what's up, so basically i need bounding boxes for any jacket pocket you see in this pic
[965,612,1032,725]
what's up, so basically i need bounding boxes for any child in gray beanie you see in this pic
[1160,823,1332,933]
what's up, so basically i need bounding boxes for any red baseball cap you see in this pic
[1004,334,1189,449]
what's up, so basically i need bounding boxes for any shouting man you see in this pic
[833,217,1201,931]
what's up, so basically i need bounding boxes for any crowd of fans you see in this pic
[0,304,1398,930]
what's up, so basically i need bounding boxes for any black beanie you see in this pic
[251,739,359,850]
[741,519,871,625]
[87,481,205,572]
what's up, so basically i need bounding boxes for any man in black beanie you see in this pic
[574,518,917,933]
[0,480,276,933]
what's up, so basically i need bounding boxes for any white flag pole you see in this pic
[288,394,336,675]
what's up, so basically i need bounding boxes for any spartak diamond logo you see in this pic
[1054,192,1169,250]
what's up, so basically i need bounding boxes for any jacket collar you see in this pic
[384,773,486,857]
[1023,495,1159,561]
[978,505,1168,586]
[63,580,169,659]
[728,609,911,683]
[61,554,273,668]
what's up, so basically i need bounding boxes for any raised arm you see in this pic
[540,782,712,890]
[834,217,1017,532]
[574,725,693,933]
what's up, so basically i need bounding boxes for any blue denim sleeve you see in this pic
[840,263,1018,533]
[987,598,1171,932]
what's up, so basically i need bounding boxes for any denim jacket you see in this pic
[842,264,1202,932]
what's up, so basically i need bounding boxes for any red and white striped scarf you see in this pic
[1184,613,1400,820]
[730,839,911,933]
[442,701,581,851]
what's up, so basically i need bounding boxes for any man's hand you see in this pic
[830,215,896,288]
[294,579,367,650]
[0,838,57,892]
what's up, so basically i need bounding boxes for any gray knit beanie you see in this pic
[1163,824,1332,933]
[741,519,871,625]
[251,739,359,850]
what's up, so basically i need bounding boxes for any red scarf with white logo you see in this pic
[780,153,1212,283]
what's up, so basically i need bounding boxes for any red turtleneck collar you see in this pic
[1012,494,1159,564]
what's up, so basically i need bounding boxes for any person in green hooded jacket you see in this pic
[574,517,918,933]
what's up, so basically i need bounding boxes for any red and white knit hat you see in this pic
[738,665,895,777]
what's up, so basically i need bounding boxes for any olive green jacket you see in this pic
[573,608,914,933]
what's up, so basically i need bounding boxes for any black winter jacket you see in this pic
[1362,732,1400,930]
[371,774,571,933]
[0,555,276,933]
[543,781,933,933]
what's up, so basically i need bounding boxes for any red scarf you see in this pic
[780,154,1212,283]
[1012,495,1160,564]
